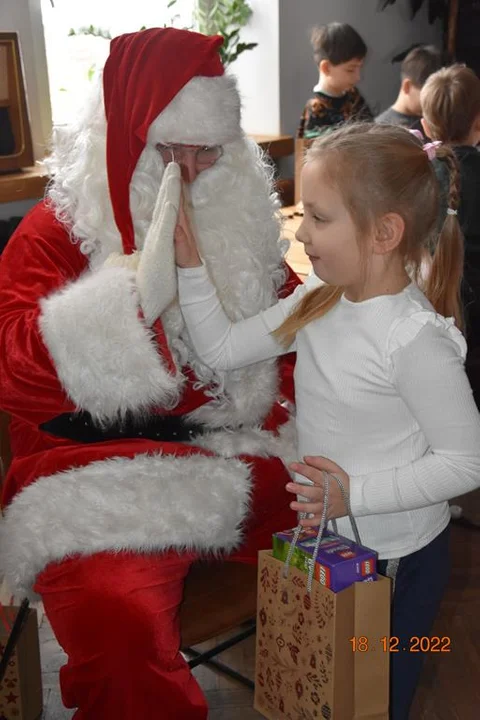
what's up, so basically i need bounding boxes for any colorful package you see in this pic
[272,527,377,592]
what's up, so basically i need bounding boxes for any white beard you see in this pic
[55,127,290,430]
[162,137,289,429]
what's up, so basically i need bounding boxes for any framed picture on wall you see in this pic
[0,32,34,173]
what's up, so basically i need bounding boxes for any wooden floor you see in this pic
[409,522,480,720]
[38,522,479,719]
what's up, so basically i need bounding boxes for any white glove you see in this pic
[137,162,182,326]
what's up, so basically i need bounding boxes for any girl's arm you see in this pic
[178,264,314,369]
[349,320,480,516]
[174,180,310,369]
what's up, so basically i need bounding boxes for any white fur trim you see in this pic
[148,75,241,146]
[39,265,183,423]
[0,453,252,598]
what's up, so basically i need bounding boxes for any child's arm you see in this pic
[175,181,310,370]
[178,264,312,370]
[349,319,480,516]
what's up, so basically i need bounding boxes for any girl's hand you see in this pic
[286,455,350,527]
[174,184,202,268]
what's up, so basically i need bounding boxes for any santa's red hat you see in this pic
[103,27,241,255]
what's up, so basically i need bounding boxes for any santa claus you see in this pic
[0,28,299,719]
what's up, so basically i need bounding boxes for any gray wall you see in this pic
[279,0,442,138]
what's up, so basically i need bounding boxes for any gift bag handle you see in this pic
[283,471,361,593]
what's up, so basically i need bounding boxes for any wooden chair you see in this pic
[0,411,257,689]
[181,561,256,688]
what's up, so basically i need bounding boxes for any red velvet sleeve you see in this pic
[0,204,87,424]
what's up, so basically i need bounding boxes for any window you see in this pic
[40,0,195,125]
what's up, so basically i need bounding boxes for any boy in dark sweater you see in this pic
[297,23,372,139]
[376,45,442,129]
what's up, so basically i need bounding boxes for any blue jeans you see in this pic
[378,524,450,720]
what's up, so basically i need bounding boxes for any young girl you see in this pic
[421,65,480,406]
[174,123,480,720]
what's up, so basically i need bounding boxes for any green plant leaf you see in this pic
[236,41,257,52]
[194,0,256,66]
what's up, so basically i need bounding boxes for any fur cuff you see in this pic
[39,265,182,423]
[0,452,252,598]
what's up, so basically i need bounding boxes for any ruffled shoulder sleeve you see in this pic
[386,310,467,368]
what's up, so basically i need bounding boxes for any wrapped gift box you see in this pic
[273,527,377,592]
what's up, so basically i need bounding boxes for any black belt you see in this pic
[39,411,205,444]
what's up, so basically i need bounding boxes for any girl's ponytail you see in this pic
[424,145,464,332]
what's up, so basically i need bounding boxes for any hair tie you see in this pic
[447,208,458,216]
[423,140,442,161]
[408,129,442,160]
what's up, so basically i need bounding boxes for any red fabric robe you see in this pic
[0,201,299,596]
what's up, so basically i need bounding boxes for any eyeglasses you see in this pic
[156,143,223,166]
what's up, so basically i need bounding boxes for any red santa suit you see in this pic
[0,28,299,719]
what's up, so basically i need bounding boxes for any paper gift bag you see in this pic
[254,551,390,720]
[0,605,43,720]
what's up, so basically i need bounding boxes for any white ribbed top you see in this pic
[178,266,480,559]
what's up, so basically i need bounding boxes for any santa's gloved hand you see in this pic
[137,162,182,326]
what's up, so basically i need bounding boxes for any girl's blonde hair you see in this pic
[275,122,463,346]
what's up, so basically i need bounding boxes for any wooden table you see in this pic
[280,205,310,278]
[0,166,48,204]
[250,134,294,160]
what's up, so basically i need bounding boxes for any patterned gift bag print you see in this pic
[0,606,43,720]
[254,551,390,720]
[0,641,22,720]
[255,554,340,719]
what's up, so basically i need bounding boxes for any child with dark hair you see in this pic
[376,45,442,129]
[298,22,372,139]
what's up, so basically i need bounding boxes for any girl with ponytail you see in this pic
[421,64,480,403]
[175,122,480,719]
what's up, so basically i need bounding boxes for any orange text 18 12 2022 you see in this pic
[349,636,452,653]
